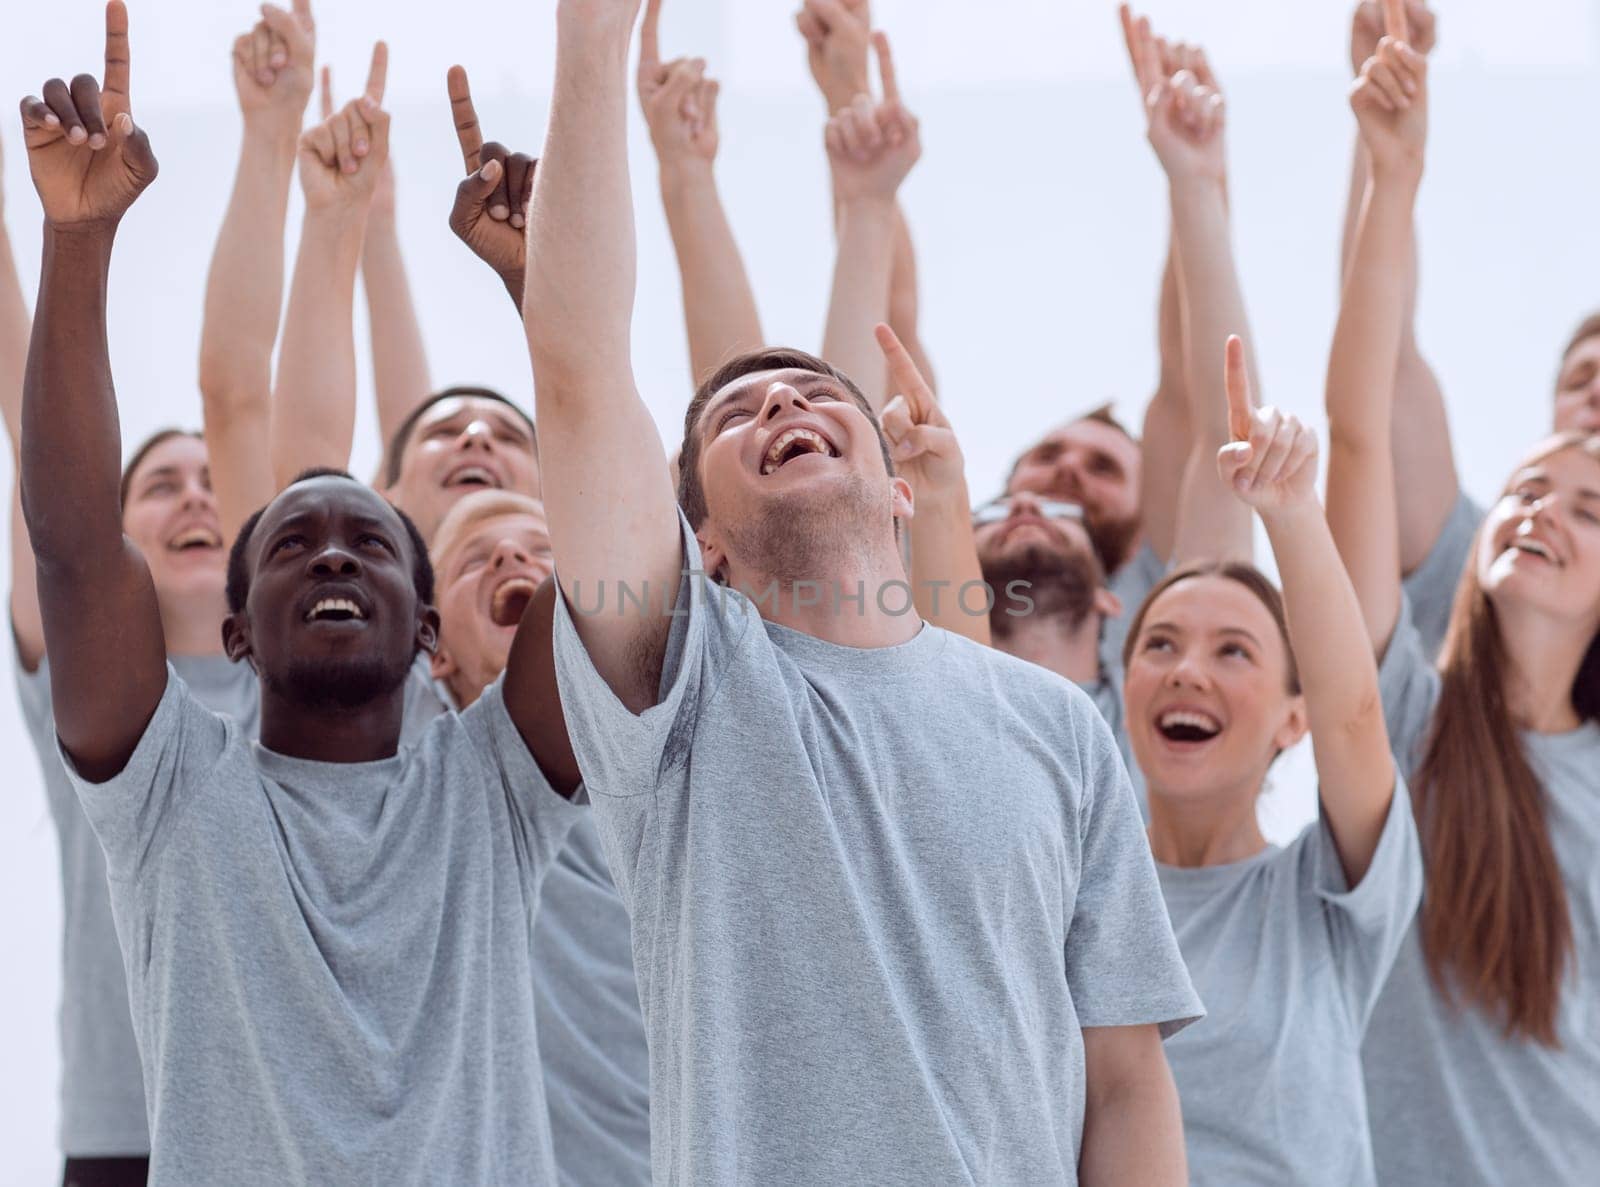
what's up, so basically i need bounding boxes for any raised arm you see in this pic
[820,32,920,409]
[1124,10,1253,566]
[18,1,166,779]
[0,136,44,671]
[198,1,314,541]
[321,68,434,475]
[1325,17,1427,655]
[876,324,988,645]
[637,0,763,384]
[1219,339,1394,882]
[268,43,389,488]
[522,0,681,715]
[1341,0,1455,574]
[445,66,538,314]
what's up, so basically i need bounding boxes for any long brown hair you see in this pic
[1415,434,1600,1045]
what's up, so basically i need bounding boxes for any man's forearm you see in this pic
[908,489,990,647]
[200,127,297,535]
[822,195,896,409]
[660,160,763,385]
[0,206,31,450]
[271,209,366,487]
[361,212,433,465]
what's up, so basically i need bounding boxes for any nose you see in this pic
[1164,649,1210,692]
[309,544,363,578]
[489,537,531,570]
[760,383,811,422]
[1006,492,1042,520]
[181,477,216,514]
[457,419,495,451]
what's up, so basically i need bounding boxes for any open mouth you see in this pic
[304,597,368,624]
[445,464,501,490]
[760,427,839,476]
[167,527,223,552]
[490,577,538,627]
[1156,709,1223,745]
[1508,539,1561,568]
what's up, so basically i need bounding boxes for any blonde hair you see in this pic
[430,490,548,574]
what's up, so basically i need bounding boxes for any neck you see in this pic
[256,681,408,763]
[1496,610,1588,733]
[159,590,228,657]
[446,670,482,710]
[725,544,922,649]
[992,609,1103,685]
[1146,779,1268,868]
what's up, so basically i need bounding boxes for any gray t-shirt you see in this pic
[551,514,1203,1186]
[1362,598,1600,1186]
[65,666,583,1185]
[1400,489,1483,661]
[13,649,258,1158]
[1159,787,1421,1186]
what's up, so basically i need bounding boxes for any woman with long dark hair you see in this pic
[1328,24,1600,1184]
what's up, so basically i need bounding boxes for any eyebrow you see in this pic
[1144,620,1263,648]
[426,406,533,442]
[137,465,182,487]
[702,373,839,429]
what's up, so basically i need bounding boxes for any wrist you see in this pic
[1258,499,1324,533]
[240,113,304,156]
[1369,155,1424,193]
[911,478,973,519]
[658,156,716,197]
[836,191,898,217]
[42,220,119,253]
[301,205,370,254]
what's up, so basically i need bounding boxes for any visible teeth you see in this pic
[170,528,220,550]
[1512,539,1557,564]
[305,597,365,622]
[449,466,497,488]
[761,428,833,476]
[1159,710,1221,734]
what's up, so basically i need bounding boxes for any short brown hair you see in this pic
[120,427,202,510]
[1004,403,1139,492]
[1557,313,1600,387]
[676,348,895,529]
[383,387,537,489]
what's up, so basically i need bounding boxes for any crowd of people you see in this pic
[3,0,1596,1183]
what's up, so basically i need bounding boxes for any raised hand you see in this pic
[638,0,721,165]
[795,0,872,114]
[1216,336,1317,514]
[876,323,960,496]
[322,66,394,218]
[1121,6,1225,185]
[825,33,920,203]
[232,0,315,133]
[296,42,388,212]
[19,2,157,231]
[1350,6,1427,181]
[446,65,536,302]
[1351,0,1436,76]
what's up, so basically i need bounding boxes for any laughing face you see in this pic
[224,477,437,712]
[387,396,541,541]
[1123,574,1307,803]
[430,495,554,706]
[692,368,911,583]
[1006,418,1143,575]
[973,493,1108,632]
[1476,444,1600,627]
[121,434,227,606]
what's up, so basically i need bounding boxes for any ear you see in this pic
[890,476,914,521]
[221,613,254,667]
[417,605,441,657]
[695,526,729,584]
[1272,694,1310,755]
[1094,588,1124,620]
[430,639,457,683]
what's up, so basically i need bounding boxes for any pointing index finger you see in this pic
[320,66,333,121]
[1381,0,1407,42]
[365,40,388,104]
[873,31,899,105]
[1224,335,1253,442]
[641,0,664,70]
[103,0,131,112]
[875,324,931,421]
[447,65,483,174]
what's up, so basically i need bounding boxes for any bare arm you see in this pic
[1325,33,1427,656]
[18,5,167,779]
[886,205,936,395]
[520,0,682,716]
[0,144,44,671]
[638,0,763,385]
[268,44,389,488]
[1079,1024,1186,1186]
[199,2,314,541]
[1342,1,1455,574]
[821,34,919,410]
[1137,243,1188,563]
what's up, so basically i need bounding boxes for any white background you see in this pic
[2,0,1597,1176]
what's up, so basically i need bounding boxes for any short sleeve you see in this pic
[1401,490,1483,662]
[1304,774,1424,1032]
[1377,597,1444,782]
[1064,704,1204,1038]
[551,510,752,801]
[461,677,584,879]
[60,665,231,885]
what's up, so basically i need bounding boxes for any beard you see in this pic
[272,649,416,713]
[1084,509,1141,576]
[720,472,884,586]
[981,541,1101,639]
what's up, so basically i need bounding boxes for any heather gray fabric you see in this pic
[1102,540,1166,678]
[1079,661,1144,813]
[1159,786,1420,1186]
[1362,598,1600,1186]
[1399,489,1483,660]
[13,649,257,1158]
[551,512,1202,1186]
[65,668,582,1186]
[533,815,652,1186]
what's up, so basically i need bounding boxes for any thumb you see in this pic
[463,155,502,201]
[1223,334,1252,441]
[1216,440,1253,489]
[881,394,913,444]
[113,112,158,184]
